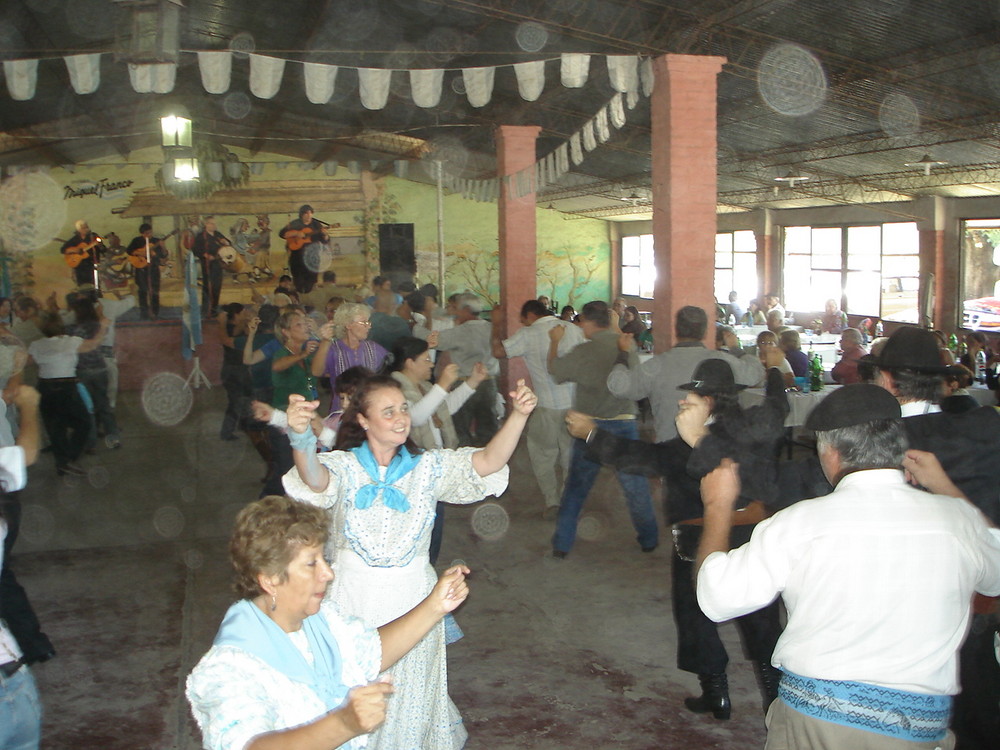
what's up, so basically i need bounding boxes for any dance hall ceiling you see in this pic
[3,0,1000,220]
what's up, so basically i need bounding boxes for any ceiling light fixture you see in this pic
[774,168,809,188]
[904,154,947,176]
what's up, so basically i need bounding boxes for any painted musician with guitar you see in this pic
[125,223,177,320]
[60,219,106,287]
[278,204,328,294]
[191,216,231,318]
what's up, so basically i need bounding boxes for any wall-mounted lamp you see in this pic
[172,157,200,182]
[160,114,192,149]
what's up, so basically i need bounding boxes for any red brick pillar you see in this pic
[650,54,726,352]
[496,125,541,393]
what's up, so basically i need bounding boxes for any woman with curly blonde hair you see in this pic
[310,303,387,416]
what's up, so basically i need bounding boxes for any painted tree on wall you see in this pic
[537,245,604,306]
[444,242,499,305]
[354,182,401,286]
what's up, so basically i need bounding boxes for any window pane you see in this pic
[881,222,919,255]
[715,233,733,254]
[810,227,841,270]
[846,225,882,270]
[715,270,734,305]
[622,266,640,296]
[846,271,881,315]
[622,235,641,266]
[784,226,811,254]
[734,230,757,253]
[733,254,758,302]
[961,220,1000,331]
[716,250,733,268]
[811,271,843,308]
[882,254,918,278]
[639,263,657,298]
[783,255,813,310]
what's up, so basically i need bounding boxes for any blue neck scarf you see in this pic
[213,600,346,711]
[351,442,421,512]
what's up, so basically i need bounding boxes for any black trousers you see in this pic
[200,259,223,315]
[672,524,783,675]
[288,250,317,294]
[73,259,95,287]
[134,265,161,317]
[452,377,499,447]
[220,361,252,439]
[37,379,90,470]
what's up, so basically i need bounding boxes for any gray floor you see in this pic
[14,387,770,749]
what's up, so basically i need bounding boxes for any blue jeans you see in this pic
[552,419,659,553]
[0,666,41,750]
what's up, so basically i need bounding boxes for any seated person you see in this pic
[778,330,809,378]
[715,325,741,355]
[741,299,767,326]
[830,328,867,385]
[754,331,793,387]
[819,298,849,334]
[765,309,787,336]
[187,495,470,750]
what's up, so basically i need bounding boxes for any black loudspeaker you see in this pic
[378,223,415,287]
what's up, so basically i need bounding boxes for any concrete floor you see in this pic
[13,387,770,749]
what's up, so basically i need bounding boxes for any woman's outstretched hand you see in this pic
[509,379,538,417]
[286,393,320,434]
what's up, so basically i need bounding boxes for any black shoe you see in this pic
[57,463,87,477]
[551,550,567,560]
[641,545,658,553]
[684,673,731,720]
[23,647,56,666]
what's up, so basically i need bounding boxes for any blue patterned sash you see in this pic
[779,669,951,742]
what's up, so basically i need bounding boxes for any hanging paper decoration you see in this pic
[626,88,639,109]
[514,60,545,102]
[610,93,626,128]
[582,119,597,151]
[64,54,101,95]
[570,132,583,165]
[3,59,38,101]
[197,51,232,94]
[463,66,495,108]
[358,68,391,110]
[303,62,338,104]
[128,63,176,94]
[640,57,655,96]
[595,107,610,142]
[410,68,444,108]
[324,160,339,176]
[556,144,570,176]
[561,53,590,88]
[607,55,639,94]
[249,54,285,99]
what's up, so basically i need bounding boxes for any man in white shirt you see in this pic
[696,384,1000,749]
[492,299,585,517]
[436,293,499,446]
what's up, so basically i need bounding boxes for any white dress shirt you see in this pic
[502,316,584,410]
[697,469,1000,695]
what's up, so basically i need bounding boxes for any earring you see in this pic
[270,593,277,612]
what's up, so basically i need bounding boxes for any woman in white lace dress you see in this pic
[283,374,537,749]
[186,495,471,750]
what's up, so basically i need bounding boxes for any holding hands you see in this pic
[438,363,460,391]
[509,379,538,417]
[426,331,440,349]
[286,393,321,434]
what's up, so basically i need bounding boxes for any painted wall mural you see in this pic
[0,151,612,309]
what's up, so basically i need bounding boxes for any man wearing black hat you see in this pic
[278,205,328,294]
[696,384,1000,750]
[569,359,788,719]
[871,325,1000,748]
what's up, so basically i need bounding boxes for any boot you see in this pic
[684,672,731,720]
[755,661,782,714]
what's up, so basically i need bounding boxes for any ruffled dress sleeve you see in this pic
[423,446,509,504]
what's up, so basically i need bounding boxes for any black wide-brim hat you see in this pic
[678,358,748,395]
[868,326,953,374]
[805,383,902,431]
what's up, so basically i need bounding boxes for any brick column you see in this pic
[650,54,726,352]
[496,125,541,393]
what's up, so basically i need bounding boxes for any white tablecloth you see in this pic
[740,384,841,427]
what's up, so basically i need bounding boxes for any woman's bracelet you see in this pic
[287,428,318,453]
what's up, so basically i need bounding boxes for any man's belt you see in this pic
[671,501,768,561]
